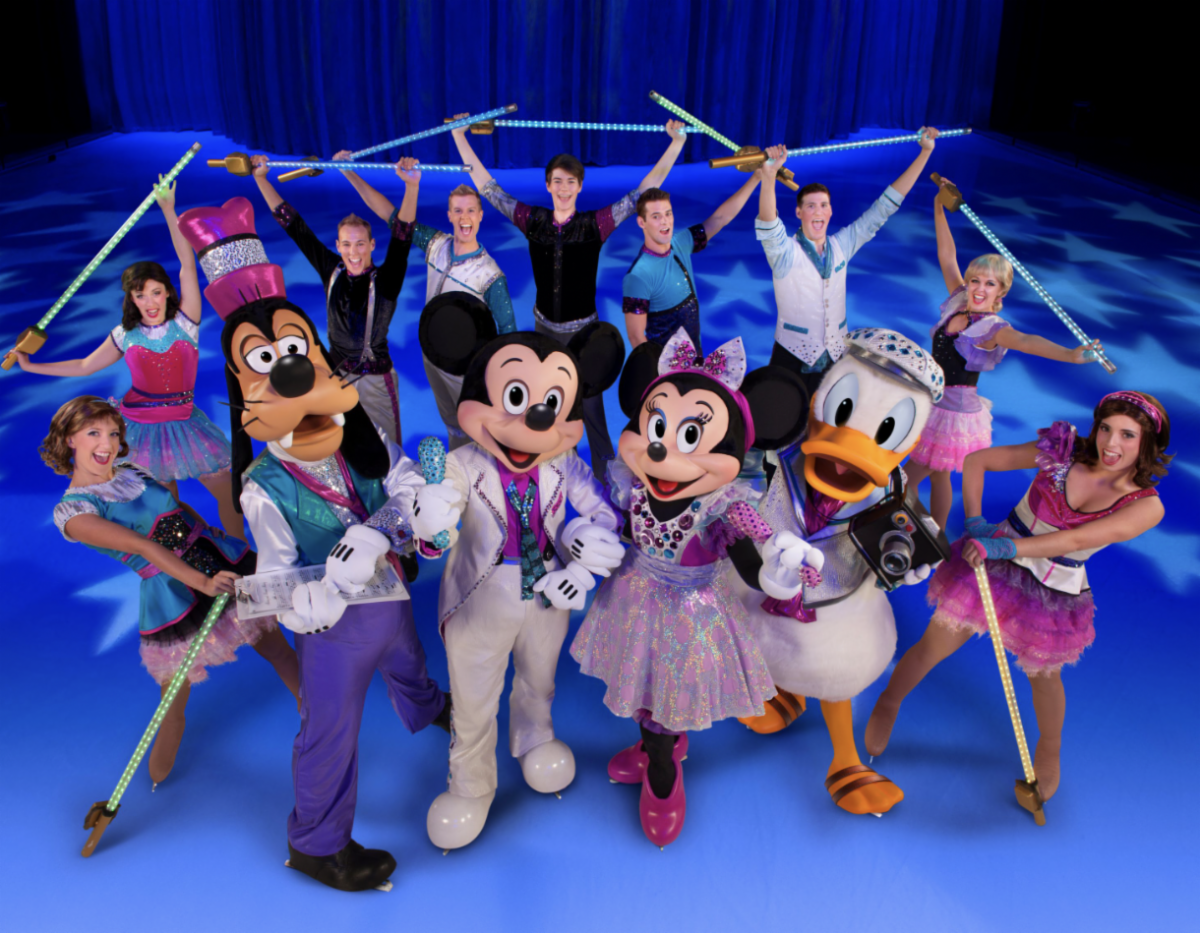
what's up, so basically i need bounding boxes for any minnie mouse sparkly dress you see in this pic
[109,312,232,483]
[927,422,1159,674]
[570,460,775,732]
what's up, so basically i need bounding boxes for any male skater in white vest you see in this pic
[754,129,939,397]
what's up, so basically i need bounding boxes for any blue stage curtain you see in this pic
[76,0,1002,166]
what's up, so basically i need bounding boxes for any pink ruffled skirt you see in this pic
[139,602,277,685]
[909,386,992,473]
[927,539,1095,676]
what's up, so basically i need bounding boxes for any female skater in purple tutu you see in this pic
[904,176,1100,533]
[14,179,241,537]
[866,391,1170,801]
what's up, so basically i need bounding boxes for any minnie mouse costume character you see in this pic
[406,296,626,851]
[178,197,448,892]
[570,328,818,846]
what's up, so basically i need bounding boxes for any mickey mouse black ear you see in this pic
[419,292,498,376]
[617,341,664,418]
[567,321,626,397]
[742,366,810,450]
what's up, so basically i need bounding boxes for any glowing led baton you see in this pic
[648,90,799,191]
[708,128,971,170]
[207,153,472,183]
[934,173,1115,374]
[2,143,202,370]
[81,594,230,857]
[349,105,518,160]
[974,565,1047,826]
[459,118,705,134]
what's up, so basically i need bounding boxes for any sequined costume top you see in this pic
[997,421,1159,596]
[412,223,516,334]
[108,313,201,425]
[928,285,1010,389]
[479,179,637,325]
[621,224,708,315]
[272,202,413,374]
[608,460,762,574]
[53,466,251,634]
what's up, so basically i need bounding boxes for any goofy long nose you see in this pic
[524,403,557,432]
[270,354,316,398]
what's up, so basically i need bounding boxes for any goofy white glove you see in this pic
[759,532,825,600]
[323,524,389,596]
[410,482,461,542]
[531,560,596,611]
[562,517,625,577]
[281,580,347,635]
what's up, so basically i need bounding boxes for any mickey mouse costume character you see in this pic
[178,197,448,892]
[570,328,819,847]
[406,295,626,851]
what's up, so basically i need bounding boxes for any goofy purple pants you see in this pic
[288,599,445,856]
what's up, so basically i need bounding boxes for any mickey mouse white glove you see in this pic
[562,517,625,577]
[323,524,389,596]
[531,561,596,611]
[410,482,462,542]
[758,532,824,600]
[281,580,347,634]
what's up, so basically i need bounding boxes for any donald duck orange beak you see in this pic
[801,419,916,503]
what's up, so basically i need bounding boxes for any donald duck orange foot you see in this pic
[821,699,903,815]
[738,688,806,734]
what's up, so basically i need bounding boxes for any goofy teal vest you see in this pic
[245,451,390,567]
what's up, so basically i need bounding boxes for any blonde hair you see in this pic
[40,396,128,476]
[448,184,482,209]
[337,213,373,239]
[962,254,1014,312]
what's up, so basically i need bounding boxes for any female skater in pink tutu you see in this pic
[866,391,1170,801]
[905,177,1100,532]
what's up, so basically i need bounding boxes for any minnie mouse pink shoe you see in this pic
[607,733,689,784]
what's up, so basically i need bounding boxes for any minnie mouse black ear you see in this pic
[742,366,809,450]
[617,341,664,418]
[567,321,626,398]
[419,292,498,376]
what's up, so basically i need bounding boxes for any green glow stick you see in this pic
[648,91,740,152]
[82,592,228,857]
[41,143,201,331]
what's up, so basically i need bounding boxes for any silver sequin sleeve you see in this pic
[610,189,640,227]
[53,499,101,541]
[364,507,413,552]
[480,179,519,223]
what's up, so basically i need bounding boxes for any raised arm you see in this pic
[250,156,285,211]
[450,114,496,191]
[990,326,1101,364]
[961,440,1040,519]
[64,512,238,597]
[15,336,122,378]
[889,127,939,197]
[933,196,964,294]
[393,158,421,224]
[155,178,202,322]
[703,170,762,240]
[636,121,688,193]
[757,145,786,222]
[331,150,396,221]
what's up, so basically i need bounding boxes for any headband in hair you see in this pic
[1100,391,1162,433]
[650,328,755,450]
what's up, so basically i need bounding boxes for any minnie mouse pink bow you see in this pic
[658,328,747,392]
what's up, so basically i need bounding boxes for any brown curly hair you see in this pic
[40,396,129,476]
[120,262,181,330]
[1074,391,1172,488]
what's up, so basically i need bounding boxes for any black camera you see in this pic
[848,468,950,592]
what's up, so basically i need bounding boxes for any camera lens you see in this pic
[879,530,914,575]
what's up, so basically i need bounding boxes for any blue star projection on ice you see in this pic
[975,192,1059,219]
[1090,199,1199,237]
[75,574,145,653]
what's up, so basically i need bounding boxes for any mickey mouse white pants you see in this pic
[441,563,568,798]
